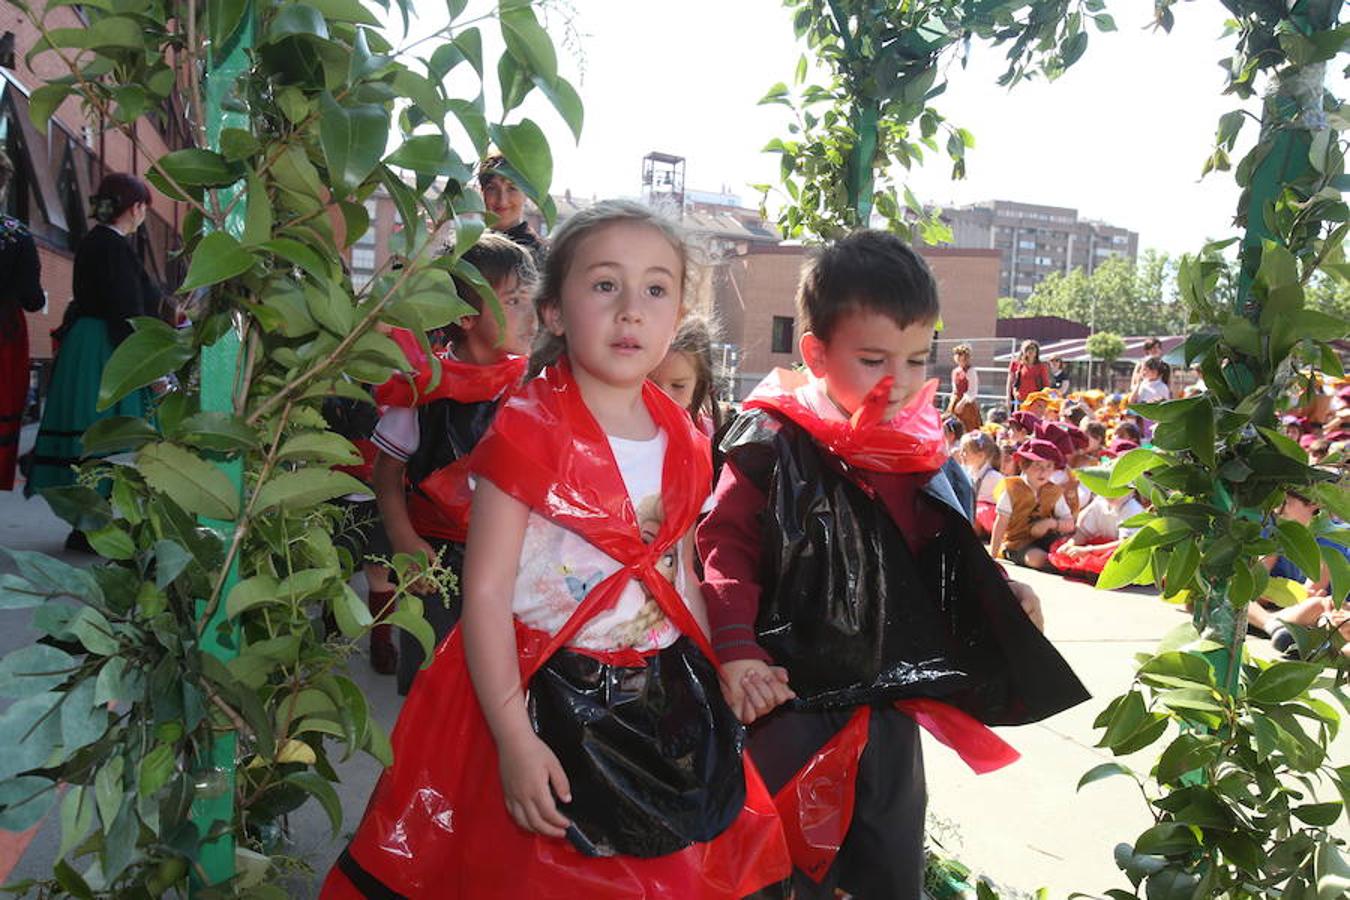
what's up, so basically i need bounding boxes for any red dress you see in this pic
[321,361,790,898]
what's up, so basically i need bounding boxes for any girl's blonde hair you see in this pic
[529,199,690,376]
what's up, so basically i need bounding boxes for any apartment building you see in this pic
[937,200,1139,299]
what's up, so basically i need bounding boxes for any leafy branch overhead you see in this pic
[1,0,581,894]
[759,0,1113,241]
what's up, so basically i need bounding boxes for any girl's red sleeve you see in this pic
[696,461,774,665]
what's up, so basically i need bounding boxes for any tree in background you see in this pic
[1005,252,1189,336]
[1084,330,1125,390]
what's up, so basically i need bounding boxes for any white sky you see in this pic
[395,0,1326,256]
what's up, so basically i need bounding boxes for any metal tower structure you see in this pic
[641,151,685,215]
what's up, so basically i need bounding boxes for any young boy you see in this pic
[372,232,536,695]
[698,231,1087,898]
[988,438,1075,570]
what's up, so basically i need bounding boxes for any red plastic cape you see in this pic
[744,371,1019,883]
[743,368,947,474]
[1048,536,1116,580]
[776,701,1020,883]
[414,457,474,542]
[323,359,789,899]
[374,327,527,408]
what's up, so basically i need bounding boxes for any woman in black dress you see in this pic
[0,151,45,490]
[26,174,160,528]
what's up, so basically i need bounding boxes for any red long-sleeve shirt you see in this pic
[697,459,947,664]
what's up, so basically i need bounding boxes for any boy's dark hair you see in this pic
[796,230,939,343]
[943,415,964,441]
[1115,421,1143,443]
[988,406,1009,425]
[1142,356,1166,375]
[443,231,536,347]
[1084,421,1107,442]
[1062,403,1087,426]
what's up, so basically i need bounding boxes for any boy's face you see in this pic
[801,310,935,422]
[1023,459,1055,489]
[464,273,535,359]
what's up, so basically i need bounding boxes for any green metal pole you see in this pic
[1206,64,1323,696]
[191,3,253,890]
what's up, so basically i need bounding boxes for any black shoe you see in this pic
[1270,625,1299,659]
[64,530,95,554]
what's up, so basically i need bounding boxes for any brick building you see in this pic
[1,6,185,361]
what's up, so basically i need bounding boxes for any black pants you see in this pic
[749,703,926,900]
[396,540,462,696]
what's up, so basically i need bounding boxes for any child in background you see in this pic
[1048,490,1145,580]
[371,232,536,695]
[1083,420,1107,459]
[649,313,722,437]
[699,231,1086,898]
[959,430,1000,538]
[988,439,1075,570]
[943,414,965,452]
[1006,410,1036,446]
[948,342,982,431]
[325,200,788,899]
[1130,357,1171,404]
[997,440,1020,476]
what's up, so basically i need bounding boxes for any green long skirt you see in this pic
[25,317,149,497]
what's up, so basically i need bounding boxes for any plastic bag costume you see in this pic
[322,360,790,899]
[721,370,1090,882]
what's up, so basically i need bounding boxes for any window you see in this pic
[1018,239,1035,250]
[771,316,794,354]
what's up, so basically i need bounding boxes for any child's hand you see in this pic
[392,536,439,594]
[720,659,795,724]
[497,731,572,838]
[1007,580,1045,631]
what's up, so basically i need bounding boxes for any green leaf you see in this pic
[226,574,284,618]
[1092,13,1117,31]
[0,693,63,782]
[385,133,452,175]
[253,469,368,512]
[1130,395,1204,423]
[1162,539,1199,599]
[266,3,329,42]
[277,432,362,465]
[261,237,333,282]
[284,772,342,836]
[82,415,159,454]
[173,412,258,453]
[137,442,240,520]
[334,583,374,638]
[1060,30,1089,67]
[1184,401,1216,468]
[319,93,390,196]
[242,173,274,246]
[500,5,556,84]
[1133,822,1200,857]
[60,678,108,752]
[306,0,380,24]
[1248,661,1321,704]
[1156,733,1218,783]
[28,84,72,135]
[40,485,113,533]
[0,776,57,831]
[97,317,193,410]
[0,644,75,698]
[1108,448,1171,488]
[488,119,552,200]
[1276,520,1324,581]
[85,524,135,560]
[1077,762,1133,791]
[94,756,124,828]
[447,99,490,157]
[155,149,241,188]
[57,786,95,861]
[387,602,437,668]
[1096,543,1150,591]
[86,15,144,50]
[137,743,176,798]
[181,231,257,291]
[1293,801,1341,827]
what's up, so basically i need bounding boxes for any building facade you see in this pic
[2,7,186,361]
[936,199,1139,300]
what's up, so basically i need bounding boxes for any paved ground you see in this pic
[2,423,1346,897]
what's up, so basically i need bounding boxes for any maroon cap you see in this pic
[1008,411,1039,432]
[1014,438,1066,468]
[1035,421,1089,457]
[1105,438,1140,457]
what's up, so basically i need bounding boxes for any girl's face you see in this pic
[960,446,988,471]
[953,351,969,369]
[463,273,534,360]
[482,176,525,230]
[546,222,683,391]
[649,349,699,414]
[1008,424,1028,443]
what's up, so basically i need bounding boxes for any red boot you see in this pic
[368,589,397,675]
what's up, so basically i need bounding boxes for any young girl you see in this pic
[323,201,787,899]
[948,342,982,431]
[1047,490,1145,581]
[959,430,1000,537]
[649,313,721,437]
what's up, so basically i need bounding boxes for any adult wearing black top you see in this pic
[27,174,160,533]
[477,154,546,267]
[0,151,45,490]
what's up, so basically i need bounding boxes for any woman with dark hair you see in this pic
[0,151,45,490]
[1005,339,1050,405]
[26,174,161,539]
[477,154,546,265]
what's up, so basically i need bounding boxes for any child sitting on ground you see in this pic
[1047,490,1146,580]
[988,439,1075,570]
[958,430,1000,538]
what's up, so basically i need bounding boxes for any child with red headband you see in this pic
[698,230,1087,898]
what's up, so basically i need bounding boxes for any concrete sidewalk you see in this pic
[2,438,1346,896]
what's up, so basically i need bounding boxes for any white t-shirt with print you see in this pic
[510,430,692,652]
[1075,495,1145,542]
